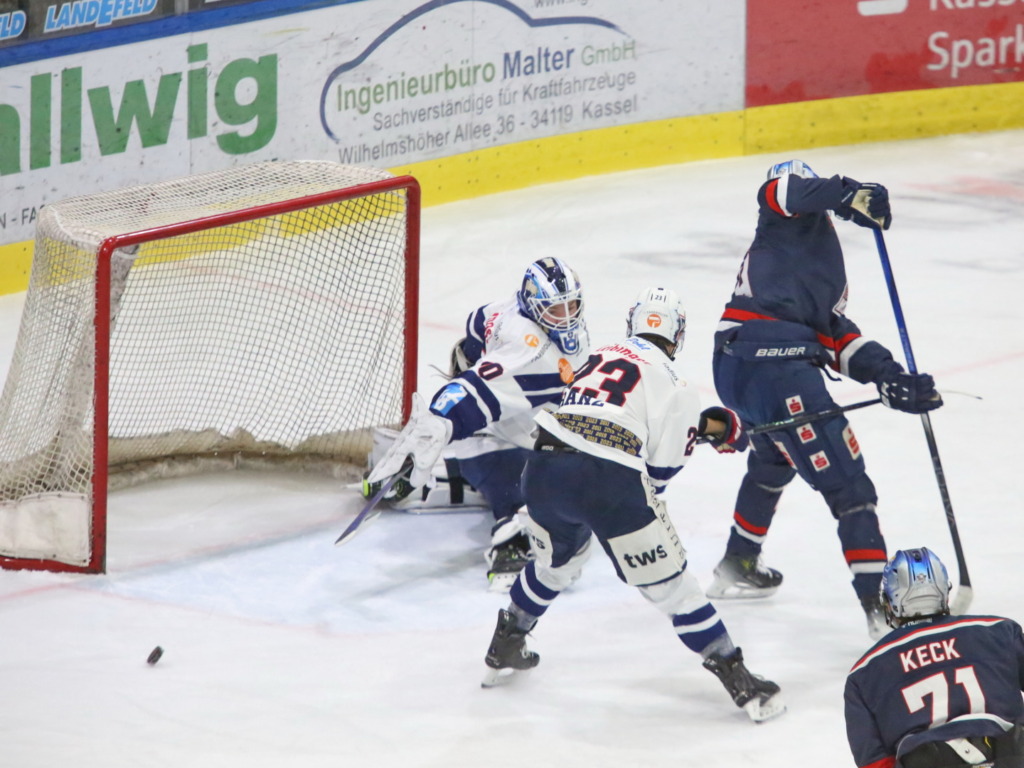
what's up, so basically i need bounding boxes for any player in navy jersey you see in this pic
[845,548,1024,768]
[478,287,784,723]
[365,257,591,590]
[706,160,943,639]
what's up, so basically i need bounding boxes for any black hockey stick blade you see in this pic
[334,459,413,546]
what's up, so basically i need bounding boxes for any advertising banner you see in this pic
[747,0,1024,107]
[0,0,177,48]
[0,0,744,247]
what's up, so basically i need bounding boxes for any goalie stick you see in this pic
[334,458,413,546]
[874,228,972,615]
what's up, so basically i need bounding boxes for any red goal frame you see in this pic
[0,175,420,575]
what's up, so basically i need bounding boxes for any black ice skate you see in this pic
[861,594,888,641]
[702,648,786,723]
[486,531,533,593]
[481,609,539,688]
[706,554,783,599]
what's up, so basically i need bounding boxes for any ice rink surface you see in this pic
[1,129,1023,767]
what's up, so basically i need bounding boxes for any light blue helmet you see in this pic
[767,159,819,181]
[880,547,952,627]
[626,287,686,359]
[516,257,585,354]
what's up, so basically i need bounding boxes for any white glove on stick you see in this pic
[366,393,453,489]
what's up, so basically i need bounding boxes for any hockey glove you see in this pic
[836,181,892,230]
[875,370,943,414]
[361,469,415,503]
[699,406,750,453]
[365,393,453,491]
[449,337,472,378]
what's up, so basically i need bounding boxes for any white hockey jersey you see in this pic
[430,298,591,458]
[534,336,702,492]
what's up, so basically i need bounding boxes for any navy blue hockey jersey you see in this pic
[845,615,1024,768]
[716,173,894,383]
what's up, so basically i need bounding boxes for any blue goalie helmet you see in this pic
[880,547,952,627]
[516,257,585,354]
[626,287,686,359]
[767,159,819,181]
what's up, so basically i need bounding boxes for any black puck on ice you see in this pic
[147,646,164,666]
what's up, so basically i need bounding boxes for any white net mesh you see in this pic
[0,161,415,568]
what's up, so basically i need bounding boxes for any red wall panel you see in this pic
[747,0,1024,107]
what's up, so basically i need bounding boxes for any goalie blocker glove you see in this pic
[365,393,453,491]
[835,180,892,230]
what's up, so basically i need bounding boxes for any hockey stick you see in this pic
[334,459,413,546]
[748,397,881,436]
[874,228,972,615]
[698,397,882,445]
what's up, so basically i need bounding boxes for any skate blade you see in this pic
[706,579,779,600]
[744,693,786,723]
[487,572,518,594]
[481,666,525,688]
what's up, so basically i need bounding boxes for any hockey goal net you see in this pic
[0,161,420,574]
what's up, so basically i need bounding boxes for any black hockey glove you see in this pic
[875,370,943,414]
[699,406,750,453]
[836,180,891,230]
[448,337,472,378]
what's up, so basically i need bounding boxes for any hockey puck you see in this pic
[147,646,164,666]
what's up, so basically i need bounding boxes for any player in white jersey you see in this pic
[365,257,591,589]
[479,287,785,723]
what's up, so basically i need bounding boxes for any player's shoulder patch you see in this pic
[486,310,554,367]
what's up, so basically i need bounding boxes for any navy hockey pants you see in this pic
[512,450,730,657]
[454,447,531,524]
[713,349,887,598]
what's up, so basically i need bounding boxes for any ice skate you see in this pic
[702,648,786,723]
[861,594,888,641]
[486,531,533,593]
[481,609,539,687]
[706,554,783,599]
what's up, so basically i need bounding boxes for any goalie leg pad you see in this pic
[366,432,487,511]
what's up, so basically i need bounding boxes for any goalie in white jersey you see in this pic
[479,287,785,723]
[365,257,591,589]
